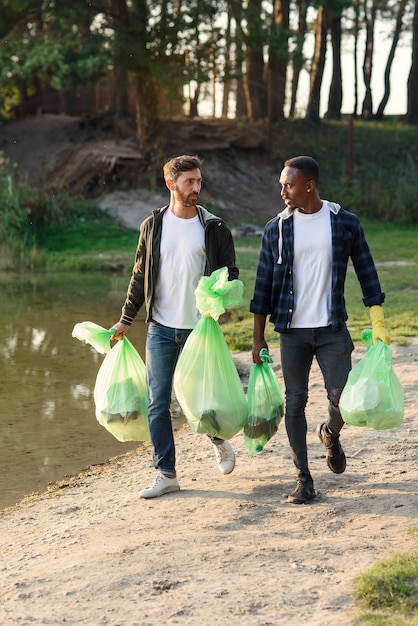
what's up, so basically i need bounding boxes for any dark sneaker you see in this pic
[317,423,346,474]
[287,475,316,504]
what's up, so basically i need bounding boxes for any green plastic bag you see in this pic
[339,329,404,430]
[94,336,150,442]
[173,267,247,440]
[195,266,245,320]
[244,349,284,454]
[72,321,115,354]
[174,316,248,439]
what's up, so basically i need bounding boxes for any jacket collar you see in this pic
[276,200,341,264]
[277,200,341,220]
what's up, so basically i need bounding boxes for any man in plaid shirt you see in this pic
[250,156,390,504]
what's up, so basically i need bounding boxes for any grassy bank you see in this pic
[224,219,418,349]
[12,211,417,350]
[352,528,418,626]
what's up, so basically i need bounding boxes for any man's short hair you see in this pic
[284,156,319,184]
[163,155,203,182]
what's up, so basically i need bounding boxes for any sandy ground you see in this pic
[0,341,417,626]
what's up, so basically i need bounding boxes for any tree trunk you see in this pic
[407,0,418,123]
[134,69,159,158]
[353,0,360,117]
[375,0,407,120]
[188,83,201,118]
[222,10,233,117]
[18,83,29,117]
[268,0,290,122]
[289,0,308,118]
[306,5,328,123]
[239,0,266,119]
[361,0,377,119]
[112,66,129,116]
[228,0,248,117]
[235,71,247,117]
[111,0,130,116]
[325,9,343,120]
[211,51,217,117]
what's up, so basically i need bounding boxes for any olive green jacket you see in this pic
[120,204,239,325]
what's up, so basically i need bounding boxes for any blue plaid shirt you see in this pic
[250,202,385,333]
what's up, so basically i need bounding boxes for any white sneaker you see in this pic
[212,440,235,475]
[139,472,180,499]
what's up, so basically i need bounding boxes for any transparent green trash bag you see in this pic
[94,336,150,442]
[173,267,247,440]
[72,321,115,354]
[195,266,245,320]
[244,349,284,454]
[339,329,404,430]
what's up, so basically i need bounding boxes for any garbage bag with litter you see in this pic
[339,329,404,430]
[94,336,150,442]
[244,348,284,454]
[173,267,248,440]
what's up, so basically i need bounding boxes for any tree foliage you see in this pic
[0,0,417,140]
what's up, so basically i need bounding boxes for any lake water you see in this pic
[0,271,150,510]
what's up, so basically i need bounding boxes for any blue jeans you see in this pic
[146,322,192,478]
[280,326,354,474]
[146,321,222,478]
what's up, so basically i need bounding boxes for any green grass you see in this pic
[36,219,138,253]
[33,216,139,272]
[30,213,418,350]
[225,220,418,349]
[352,547,418,626]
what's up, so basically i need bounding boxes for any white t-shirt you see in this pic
[152,209,206,328]
[290,202,332,328]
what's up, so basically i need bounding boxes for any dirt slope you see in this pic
[0,114,282,225]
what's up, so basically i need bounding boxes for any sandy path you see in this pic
[0,342,416,626]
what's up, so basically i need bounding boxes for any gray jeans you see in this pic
[280,325,354,474]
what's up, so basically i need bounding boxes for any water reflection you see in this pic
[0,272,148,510]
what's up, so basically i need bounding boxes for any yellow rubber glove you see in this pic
[369,305,391,345]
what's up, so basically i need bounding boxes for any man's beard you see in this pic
[181,192,199,207]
